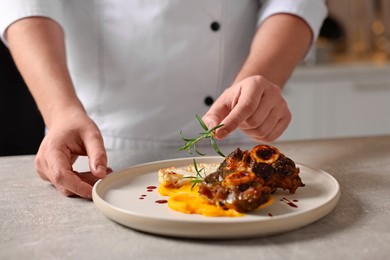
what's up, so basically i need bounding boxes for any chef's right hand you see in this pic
[202,75,291,143]
[34,111,109,198]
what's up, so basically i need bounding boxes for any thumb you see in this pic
[85,134,108,179]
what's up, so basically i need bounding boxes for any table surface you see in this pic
[1,135,390,260]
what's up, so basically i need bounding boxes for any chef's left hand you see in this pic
[202,75,291,143]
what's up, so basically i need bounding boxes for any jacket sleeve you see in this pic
[0,0,64,45]
[257,0,328,42]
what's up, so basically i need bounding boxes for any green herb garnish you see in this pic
[183,159,206,190]
[178,115,225,157]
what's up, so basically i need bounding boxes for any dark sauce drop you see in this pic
[268,213,273,217]
[280,197,298,208]
[146,186,157,192]
[155,200,168,204]
[139,197,145,200]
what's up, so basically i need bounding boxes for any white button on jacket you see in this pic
[0,0,327,150]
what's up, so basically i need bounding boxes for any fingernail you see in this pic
[94,164,107,178]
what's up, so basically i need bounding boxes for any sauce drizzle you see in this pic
[146,186,157,192]
[155,200,168,204]
[280,197,298,208]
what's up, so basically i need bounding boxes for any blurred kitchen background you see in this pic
[280,0,390,141]
[1,0,390,155]
[312,0,390,64]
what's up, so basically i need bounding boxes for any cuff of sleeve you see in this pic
[258,0,328,42]
[0,1,64,46]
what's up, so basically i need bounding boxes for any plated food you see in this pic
[158,144,304,216]
[92,116,339,237]
[93,155,340,238]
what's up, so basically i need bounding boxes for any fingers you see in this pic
[36,150,92,198]
[203,75,291,142]
[84,129,108,179]
[241,105,291,142]
[238,88,276,130]
[36,150,113,198]
[74,167,113,186]
[203,80,263,139]
[239,88,291,141]
[53,169,94,198]
[215,84,263,139]
[34,120,109,199]
[202,100,230,131]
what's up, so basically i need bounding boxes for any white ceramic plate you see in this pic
[92,157,340,239]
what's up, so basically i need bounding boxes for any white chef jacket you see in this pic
[0,0,327,151]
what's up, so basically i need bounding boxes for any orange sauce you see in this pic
[158,183,273,217]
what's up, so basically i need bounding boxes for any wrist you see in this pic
[43,99,87,129]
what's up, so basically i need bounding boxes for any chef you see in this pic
[0,0,327,198]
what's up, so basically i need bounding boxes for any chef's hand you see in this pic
[34,111,110,198]
[202,75,291,143]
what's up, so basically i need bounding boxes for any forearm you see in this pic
[6,17,85,128]
[234,14,313,87]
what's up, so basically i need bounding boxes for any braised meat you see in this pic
[198,145,304,213]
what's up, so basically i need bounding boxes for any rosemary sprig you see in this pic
[183,159,206,189]
[178,115,225,157]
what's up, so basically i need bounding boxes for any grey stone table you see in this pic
[1,136,389,260]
